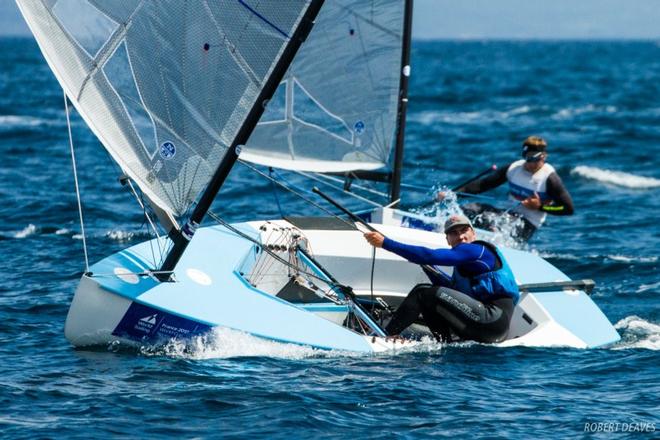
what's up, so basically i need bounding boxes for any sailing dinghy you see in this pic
[238,0,621,348]
[18,0,619,352]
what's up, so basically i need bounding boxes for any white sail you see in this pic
[17,0,313,216]
[241,0,405,172]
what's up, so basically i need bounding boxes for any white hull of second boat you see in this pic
[301,221,619,349]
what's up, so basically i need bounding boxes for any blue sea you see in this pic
[1,38,659,438]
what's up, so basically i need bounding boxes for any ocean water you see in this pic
[1,37,659,438]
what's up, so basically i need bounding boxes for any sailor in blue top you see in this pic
[364,215,519,343]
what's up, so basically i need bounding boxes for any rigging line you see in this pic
[64,92,89,273]
[258,223,288,283]
[269,226,297,279]
[299,170,389,199]
[253,222,282,284]
[256,239,281,284]
[206,211,336,287]
[126,179,163,256]
[294,171,383,207]
[236,160,356,229]
[238,0,289,38]
[400,182,430,191]
[269,167,285,218]
[132,185,162,268]
[136,190,168,267]
[252,225,276,285]
[370,245,376,314]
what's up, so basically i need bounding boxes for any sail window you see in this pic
[260,82,287,124]
[103,42,158,157]
[292,80,351,144]
[52,0,118,59]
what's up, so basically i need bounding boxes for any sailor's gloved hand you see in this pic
[364,231,385,248]
[521,192,542,210]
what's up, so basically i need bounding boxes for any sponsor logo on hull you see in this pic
[113,302,211,342]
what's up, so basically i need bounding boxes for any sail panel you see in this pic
[242,0,404,173]
[18,0,312,216]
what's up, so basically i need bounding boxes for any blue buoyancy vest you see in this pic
[451,241,520,305]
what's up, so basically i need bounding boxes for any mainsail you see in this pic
[241,0,406,173]
[17,0,314,217]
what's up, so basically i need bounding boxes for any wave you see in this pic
[0,224,68,239]
[636,281,660,293]
[612,316,660,350]
[410,105,532,125]
[2,224,153,242]
[551,104,617,120]
[103,229,153,242]
[4,224,82,240]
[538,251,657,264]
[571,166,660,189]
[0,114,57,129]
[608,255,658,263]
[14,224,37,239]
[0,115,45,126]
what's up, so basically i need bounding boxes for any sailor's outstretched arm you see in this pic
[543,173,574,215]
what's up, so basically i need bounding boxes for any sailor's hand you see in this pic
[522,192,542,210]
[436,191,446,202]
[364,231,385,248]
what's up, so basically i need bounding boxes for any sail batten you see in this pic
[242,1,405,174]
[18,0,314,217]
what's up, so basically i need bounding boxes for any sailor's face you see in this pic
[523,153,546,173]
[445,226,476,247]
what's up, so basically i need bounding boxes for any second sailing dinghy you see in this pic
[19,0,618,352]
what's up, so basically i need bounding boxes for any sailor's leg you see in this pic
[519,217,537,241]
[413,285,453,341]
[385,284,452,340]
[385,284,432,335]
[433,287,514,343]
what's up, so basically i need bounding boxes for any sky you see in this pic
[2,0,660,40]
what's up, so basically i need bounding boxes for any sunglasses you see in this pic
[523,151,545,163]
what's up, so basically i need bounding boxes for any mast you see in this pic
[389,0,414,206]
[159,1,325,279]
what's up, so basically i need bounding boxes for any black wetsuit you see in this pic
[382,238,519,343]
[458,162,574,240]
[386,284,514,343]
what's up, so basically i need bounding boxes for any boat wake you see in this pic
[537,251,657,264]
[571,166,660,189]
[612,316,660,350]
[137,328,442,360]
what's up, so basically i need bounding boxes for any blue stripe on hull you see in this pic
[401,215,436,231]
[113,302,212,343]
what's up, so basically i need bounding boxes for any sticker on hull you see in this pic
[113,302,212,342]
